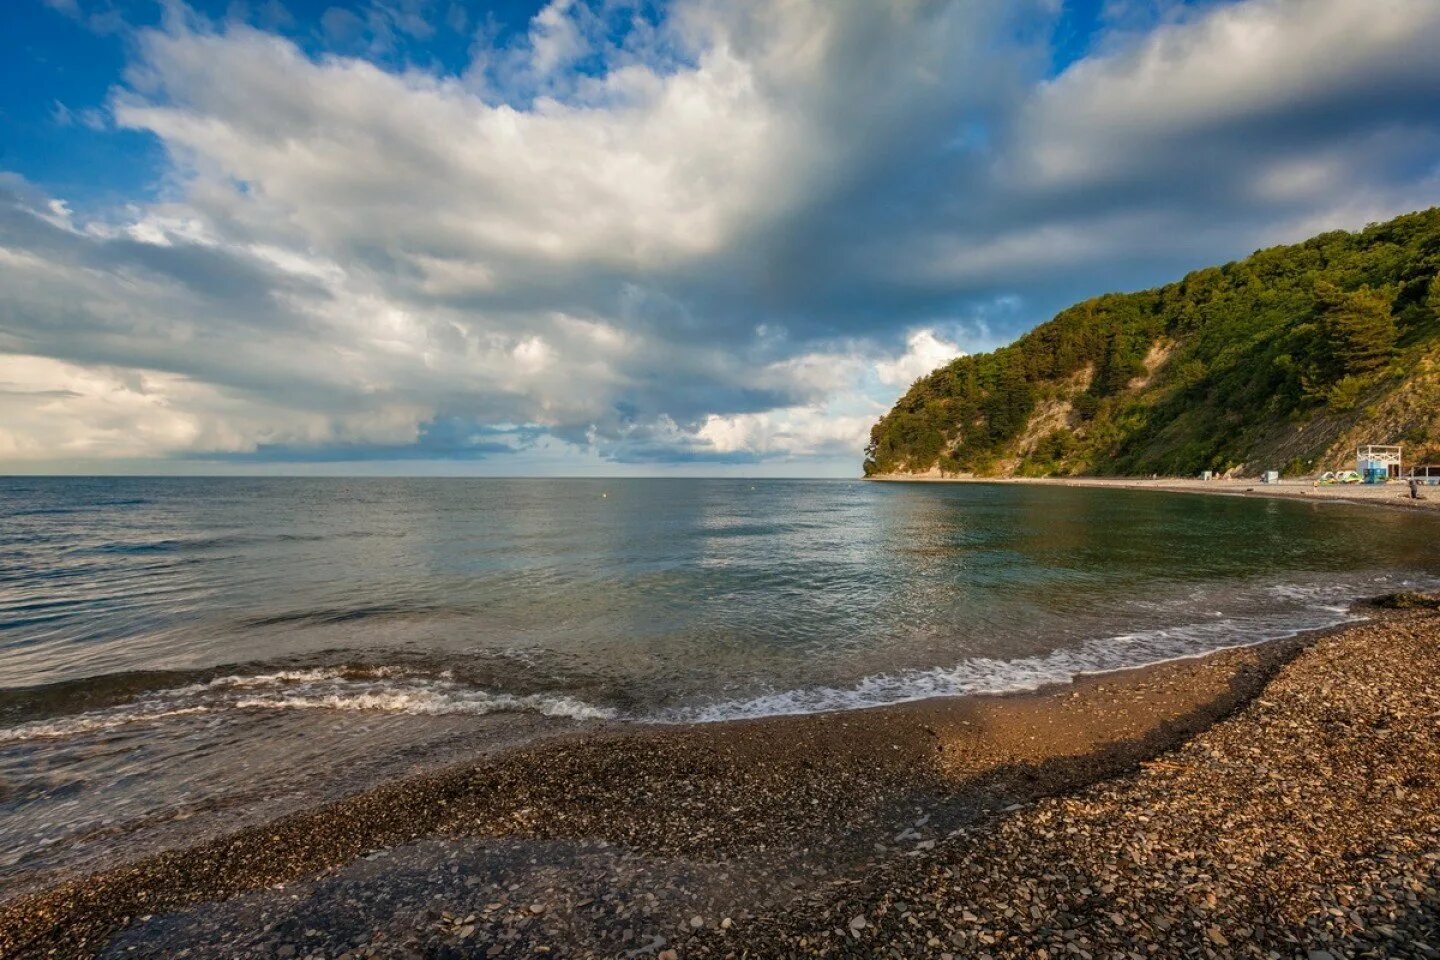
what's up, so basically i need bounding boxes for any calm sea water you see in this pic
[3,477,1438,890]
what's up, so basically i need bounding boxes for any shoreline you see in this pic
[689,599,1440,958]
[866,472,1440,513]
[9,607,1435,959]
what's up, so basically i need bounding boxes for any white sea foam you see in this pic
[661,606,1366,724]
[0,707,217,742]
[6,574,1433,741]
[231,689,614,721]
[0,668,615,743]
[0,610,1368,740]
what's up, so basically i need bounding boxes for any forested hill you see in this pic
[864,207,1440,479]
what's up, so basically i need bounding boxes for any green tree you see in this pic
[1092,330,1146,396]
[983,364,1035,445]
[1313,281,1396,380]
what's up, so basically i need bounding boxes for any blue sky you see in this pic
[1,0,1438,476]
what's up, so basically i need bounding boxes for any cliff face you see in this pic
[865,208,1440,479]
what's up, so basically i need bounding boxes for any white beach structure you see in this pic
[1412,464,1440,485]
[1356,444,1403,481]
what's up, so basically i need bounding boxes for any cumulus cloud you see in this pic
[0,353,423,460]
[1014,0,1440,196]
[874,330,965,389]
[696,406,879,460]
[3,0,1440,472]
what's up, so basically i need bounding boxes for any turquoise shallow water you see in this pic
[2,477,1438,888]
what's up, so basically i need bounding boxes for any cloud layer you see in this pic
[2,0,1439,472]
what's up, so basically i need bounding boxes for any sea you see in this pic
[3,477,1438,892]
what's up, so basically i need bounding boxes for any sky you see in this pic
[1,0,1438,477]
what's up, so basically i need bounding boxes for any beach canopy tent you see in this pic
[1357,444,1402,482]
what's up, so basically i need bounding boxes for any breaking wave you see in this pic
[0,667,616,743]
[663,602,1367,724]
[6,575,1435,740]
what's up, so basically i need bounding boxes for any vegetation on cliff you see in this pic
[865,208,1440,478]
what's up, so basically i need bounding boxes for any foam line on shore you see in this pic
[4,577,1424,741]
[0,668,615,742]
[0,614,1372,740]
[664,608,1361,723]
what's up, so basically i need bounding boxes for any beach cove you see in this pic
[2,478,1438,959]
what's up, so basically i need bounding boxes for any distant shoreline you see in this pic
[866,472,1440,513]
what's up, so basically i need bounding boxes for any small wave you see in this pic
[236,604,457,629]
[661,607,1364,724]
[0,707,217,742]
[80,533,296,557]
[7,498,151,518]
[71,530,386,558]
[0,667,615,743]
[231,690,614,720]
[84,540,189,556]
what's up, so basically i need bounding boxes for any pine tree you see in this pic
[1313,281,1396,379]
[984,364,1034,444]
[1093,330,1145,396]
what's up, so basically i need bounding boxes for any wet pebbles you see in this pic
[690,605,1440,958]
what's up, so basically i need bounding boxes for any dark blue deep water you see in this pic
[2,477,1438,889]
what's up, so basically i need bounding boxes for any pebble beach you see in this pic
[868,473,1440,514]
[3,596,1438,959]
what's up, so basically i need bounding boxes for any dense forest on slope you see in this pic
[865,207,1440,478]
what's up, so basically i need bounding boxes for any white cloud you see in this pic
[0,353,423,460]
[113,18,790,269]
[696,405,878,459]
[4,0,1440,471]
[875,330,964,388]
[528,0,589,78]
[1013,0,1440,192]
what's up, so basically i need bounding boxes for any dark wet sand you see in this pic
[1,615,1319,960]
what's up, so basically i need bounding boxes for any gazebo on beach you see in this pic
[1356,444,1403,482]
